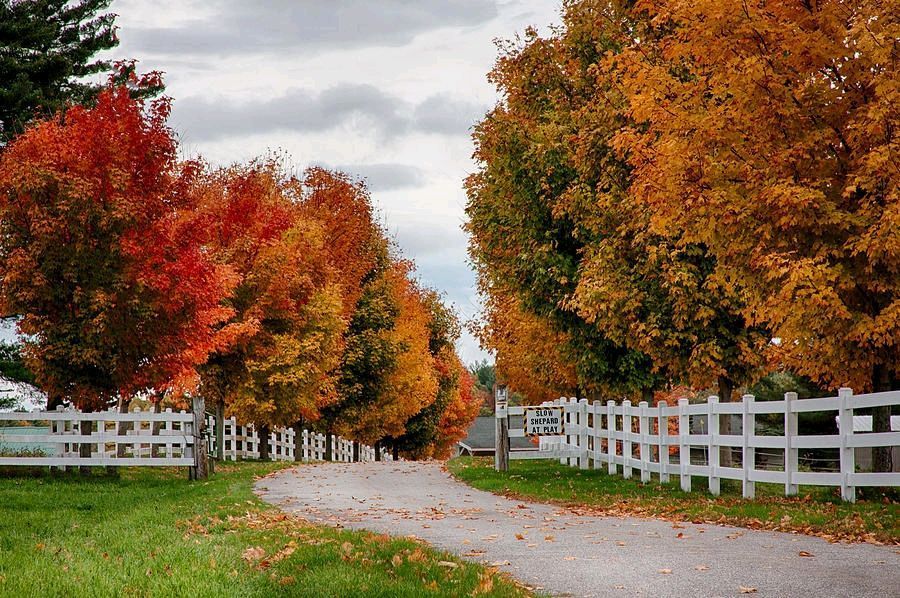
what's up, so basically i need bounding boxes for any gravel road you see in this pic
[255,461,899,597]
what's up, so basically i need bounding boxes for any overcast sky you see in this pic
[96,0,562,364]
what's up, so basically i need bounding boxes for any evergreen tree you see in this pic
[0,0,119,142]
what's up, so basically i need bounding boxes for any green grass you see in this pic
[448,457,899,544]
[0,463,527,597]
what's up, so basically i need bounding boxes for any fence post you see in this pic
[658,401,669,483]
[622,400,632,479]
[784,391,799,496]
[639,401,650,483]
[190,396,208,481]
[708,396,720,495]
[678,399,691,492]
[838,387,856,502]
[607,400,616,475]
[742,394,756,499]
[578,399,589,470]
[494,385,509,472]
[591,401,601,470]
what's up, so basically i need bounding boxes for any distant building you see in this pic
[456,416,537,456]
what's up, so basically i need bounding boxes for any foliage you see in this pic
[0,341,34,386]
[433,367,481,458]
[0,82,236,409]
[0,463,526,597]
[615,0,899,395]
[198,162,345,428]
[0,0,121,142]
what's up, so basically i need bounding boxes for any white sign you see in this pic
[495,385,508,418]
[524,407,563,435]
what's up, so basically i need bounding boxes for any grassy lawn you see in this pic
[0,462,527,597]
[447,457,899,545]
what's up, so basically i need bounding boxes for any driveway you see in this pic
[255,461,899,597]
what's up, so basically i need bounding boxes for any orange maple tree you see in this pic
[0,81,236,409]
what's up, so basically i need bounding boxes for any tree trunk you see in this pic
[717,376,734,467]
[641,387,654,404]
[392,442,399,461]
[79,408,93,476]
[151,400,162,458]
[109,397,131,476]
[292,420,304,462]
[324,432,333,461]
[374,439,381,462]
[258,424,270,461]
[215,401,225,462]
[872,364,895,473]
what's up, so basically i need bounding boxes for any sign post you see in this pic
[494,385,509,472]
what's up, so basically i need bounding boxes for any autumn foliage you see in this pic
[0,77,477,458]
[466,0,897,467]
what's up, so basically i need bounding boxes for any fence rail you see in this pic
[207,416,391,463]
[498,388,900,502]
[0,406,393,472]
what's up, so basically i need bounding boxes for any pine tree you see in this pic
[0,0,119,141]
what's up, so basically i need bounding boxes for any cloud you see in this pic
[331,163,426,193]
[171,86,486,142]
[413,94,487,136]
[126,1,498,57]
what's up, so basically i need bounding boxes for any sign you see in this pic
[494,385,508,418]
[524,406,563,436]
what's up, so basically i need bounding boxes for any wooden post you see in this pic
[742,394,756,499]
[622,400,632,479]
[784,391,799,496]
[215,402,225,462]
[658,401,670,483]
[190,395,208,481]
[678,398,691,492]
[708,396,720,496]
[494,385,509,472]
[838,388,856,502]
[639,401,650,482]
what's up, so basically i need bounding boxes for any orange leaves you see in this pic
[0,84,235,408]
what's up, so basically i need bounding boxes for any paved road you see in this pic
[255,461,899,597]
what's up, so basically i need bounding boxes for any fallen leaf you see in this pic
[659,569,672,574]
[798,551,814,557]
[564,556,577,561]
[740,587,758,594]
[515,533,525,540]
[438,561,459,569]
[694,564,709,571]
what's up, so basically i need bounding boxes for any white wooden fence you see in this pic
[0,405,195,467]
[500,388,900,502]
[207,416,391,463]
[0,407,392,470]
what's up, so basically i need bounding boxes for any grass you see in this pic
[447,457,899,545]
[0,462,528,597]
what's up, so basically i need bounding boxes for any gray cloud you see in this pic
[413,94,486,136]
[171,86,486,142]
[332,163,426,192]
[125,1,498,57]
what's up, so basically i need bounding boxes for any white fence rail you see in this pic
[500,388,900,502]
[0,406,195,467]
[207,416,392,463]
[0,407,393,470]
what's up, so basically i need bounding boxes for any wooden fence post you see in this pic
[708,396,720,496]
[607,401,616,475]
[658,401,669,483]
[742,394,756,499]
[494,385,509,472]
[622,400,632,479]
[838,387,856,502]
[678,398,691,492]
[784,391,799,496]
[190,396,208,481]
